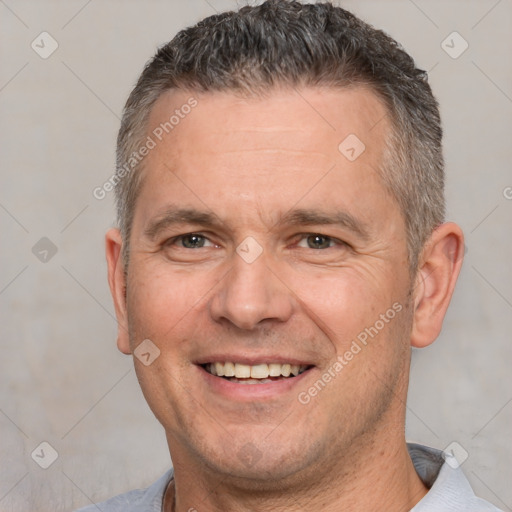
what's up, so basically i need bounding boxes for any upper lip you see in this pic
[194,354,315,367]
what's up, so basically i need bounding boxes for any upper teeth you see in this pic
[206,362,307,379]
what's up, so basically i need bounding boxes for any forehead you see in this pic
[143,86,390,180]
[136,86,398,231]
[146,85,389,160]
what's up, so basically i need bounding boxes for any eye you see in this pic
[297,234,338,250]
[171,233,214,249]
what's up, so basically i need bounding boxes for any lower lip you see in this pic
[198,365,314,400]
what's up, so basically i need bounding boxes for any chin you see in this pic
[210,457,304,487]
[195,435,324,489]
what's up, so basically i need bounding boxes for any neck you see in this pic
[165,433,428,512]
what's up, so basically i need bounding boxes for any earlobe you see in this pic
[105,228,132,355]
[410,222,464,348]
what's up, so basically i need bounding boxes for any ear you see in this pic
[105,228,131,355]
[411,222,464,348]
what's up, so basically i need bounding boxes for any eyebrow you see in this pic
[277,208,371,241]
[144,206,370,241]
[144,207,222,240]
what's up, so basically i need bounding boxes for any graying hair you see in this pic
[116,0,445,272]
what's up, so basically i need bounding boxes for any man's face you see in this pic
[121,87,414,483]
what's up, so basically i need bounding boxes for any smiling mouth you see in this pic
[202,362,311,384]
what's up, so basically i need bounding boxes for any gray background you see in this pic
[0,0,510,510]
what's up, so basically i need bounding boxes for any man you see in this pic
[77,1,502,510]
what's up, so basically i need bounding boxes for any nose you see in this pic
[209,249,294,330]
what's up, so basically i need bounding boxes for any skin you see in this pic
[106,86,464,511]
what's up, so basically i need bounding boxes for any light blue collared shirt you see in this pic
[75,443,503,511]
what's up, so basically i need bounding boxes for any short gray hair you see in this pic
[116,0,445,272]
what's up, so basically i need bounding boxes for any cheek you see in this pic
[126,261,218,343]
[284,265,403,347]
